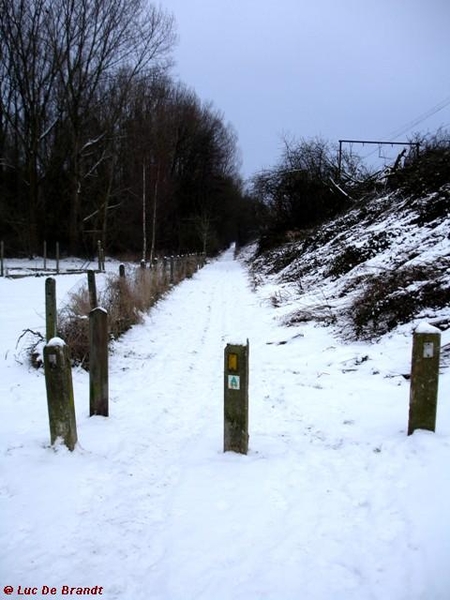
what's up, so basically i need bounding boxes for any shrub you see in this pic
[351,266,450,339]
[397,131,450,197]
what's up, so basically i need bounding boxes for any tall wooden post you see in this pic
[224,340,250,454]
[45,277,57,342]
[87,269,98,309]
[408,323,441,435]
[44,339,78,451]
[89,307,109,417]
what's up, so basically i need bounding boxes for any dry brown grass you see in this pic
[55,257,203,368]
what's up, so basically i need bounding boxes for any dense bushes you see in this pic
[396,130,450,197]
[350,266,450,339]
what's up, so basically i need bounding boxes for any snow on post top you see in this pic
[224,335,249,347]
[46,337,66,347]
[415,322,441,335]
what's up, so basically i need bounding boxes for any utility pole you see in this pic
[337,139,420,179]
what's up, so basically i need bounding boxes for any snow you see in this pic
[1,248,450,599]
[415,322,442,335]
[46,337,67,347]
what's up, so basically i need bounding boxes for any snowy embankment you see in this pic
[1,248,450,600]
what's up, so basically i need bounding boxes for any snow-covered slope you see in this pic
[1,247,450,599]
[249,185,450,341]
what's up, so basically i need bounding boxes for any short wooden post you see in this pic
[140,259,146,270]
[1,240,4,277]
[87,269,98,309]
[44,339,78,451]
[56,242,60,274]
[43,240,47,270]
[45,277,57,342]
[408,323,441,435]
[89,307,109,417]
[119,263,125,278]
[224,340,249,454]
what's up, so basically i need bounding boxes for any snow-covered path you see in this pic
[1,248,450,599]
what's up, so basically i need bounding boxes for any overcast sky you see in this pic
[161,0,450,179]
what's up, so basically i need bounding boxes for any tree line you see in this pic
[0,0,258,258]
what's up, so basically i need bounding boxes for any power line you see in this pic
[386,94,450,141]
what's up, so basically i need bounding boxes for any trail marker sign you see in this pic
[224,341,249,454]
[228,375,240,390]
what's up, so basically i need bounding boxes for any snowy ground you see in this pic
[1,248,450,600]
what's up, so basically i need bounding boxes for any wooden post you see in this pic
[170,256,174,284]
[1,240,4,277]
[140,259,146,270]
[100,247,105,272]
[43,240,47,270]
[97,240,102,271]
[89,307,109,417]
[45,277,57,342]
[408,323,441,435]
[87,269,98,309]
[44,339,78,451]
[224,340,250,454]
[119,264,126,278]
[56,242,60,274]
[163,256,168,285]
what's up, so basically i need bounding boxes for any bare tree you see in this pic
[0,0,61,254]
[50,0,176,254]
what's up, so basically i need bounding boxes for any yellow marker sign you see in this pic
[228,353,238,372]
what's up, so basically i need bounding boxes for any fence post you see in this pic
[43,240,47,270]
[1,240,4,277]
[408,323,441,435]
[163,256,168,285]
[170,256,174,284]
[97,240,102,271]
[224,340,250,454]
[119,264,126,278]
[89,307,109,417]
[44,339,78,451]
[56,242,60,274]
[45,277,57,342]
[87,269,98,309]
